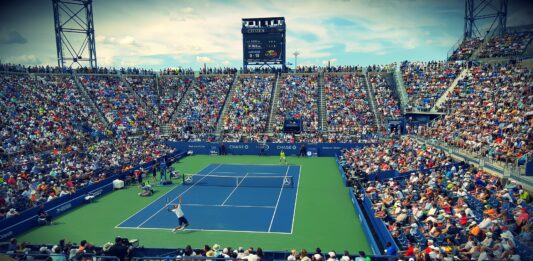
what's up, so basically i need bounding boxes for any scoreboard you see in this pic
[242,17,286,69]
[244,32,284,63]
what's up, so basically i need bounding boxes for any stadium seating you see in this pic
[424,63,532,164]
[221,75,275,141]
[357,161,531,260]
[449,38,482,61]
[125,76,159,116]
[157,76,192,124]
[272,74,320,139]
[79,75,156,134]
[401,61,463,111]
[368,73,402,118]
[479,31,533,58]
[339,136,451,176]
[0,58,531,260]
[1,74,105,156]
[173,75,233,135]
[325,73,377,141]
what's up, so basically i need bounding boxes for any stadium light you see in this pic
[293,51,300,69]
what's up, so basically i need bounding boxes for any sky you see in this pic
[0,0,532,70]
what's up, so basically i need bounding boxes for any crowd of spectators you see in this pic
[172,75,233,135]
[125,76,159,117]
[368,73,402,118]
[366,63,396,73]
[359,162,531,260]
[4,238,375,261]
[160,67,194,76]
[1,74,106,156]
[449,38,482,61]
[424,63,532,164]
[221,75,275,140]
[79,75,156,134]
[0,135,175,216]
[0,63,69,74]
[401,61,464,111]
[272,74,319,134]
[325,73,376,139]
[339,137,451,177]
[199,67,238,75]
[479,31,533,58]
[293,65,364,73]
[77,66,155,75]
[157,76,192,124]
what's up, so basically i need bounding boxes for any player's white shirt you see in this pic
[172,204,185,218]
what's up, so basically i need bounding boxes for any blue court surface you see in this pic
[116,164,300,234]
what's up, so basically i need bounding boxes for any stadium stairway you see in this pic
[73,72,111,127]
[161,75,194,125]
[169,76,198,127]
[215,72,239,135]
[393,65,409,113]
[122,75,160,126]
[431,68,469,113]
[318,72,327,132]
[266,73,283,133]
[363,70,382,128]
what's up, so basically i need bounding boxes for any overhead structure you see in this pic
[464,0,508,40]
[52,0,97,69]
[242,17,286,71]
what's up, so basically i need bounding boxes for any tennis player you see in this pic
[168,196,189,231]
[280,150,287,164]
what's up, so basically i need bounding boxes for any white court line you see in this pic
[212,172,286,175]
[115,164,214,228]
[135,164,222,228]
[116,226,292,235]
[216,163,291,166]
[181,203,275,208]
[268,165,290,232]
[221,173,249,206]
[290,166,301,234]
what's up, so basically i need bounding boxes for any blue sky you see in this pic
[0,0,532,69]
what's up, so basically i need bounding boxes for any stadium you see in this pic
[0,0,532,260]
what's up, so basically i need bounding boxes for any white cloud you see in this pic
[4,54,41,64]
[196,56,213,64]
[322,58,337,65]
[0,0,471,68]
[345,43,384,53]
[180,7,194,14]
[118,36,139,46]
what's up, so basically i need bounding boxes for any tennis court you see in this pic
[116,163,300,233]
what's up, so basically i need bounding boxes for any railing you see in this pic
[411,135,526,178]
[393,66,408,114]
[447,34,464,60]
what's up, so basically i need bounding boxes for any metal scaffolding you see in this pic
[464,0,508,40]
[53,0,97,69]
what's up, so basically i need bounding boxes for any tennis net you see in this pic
[182,174,294,188]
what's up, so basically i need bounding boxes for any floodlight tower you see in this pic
[293,51,300,69]
[464,0,508,40]
[52,0,97,69]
